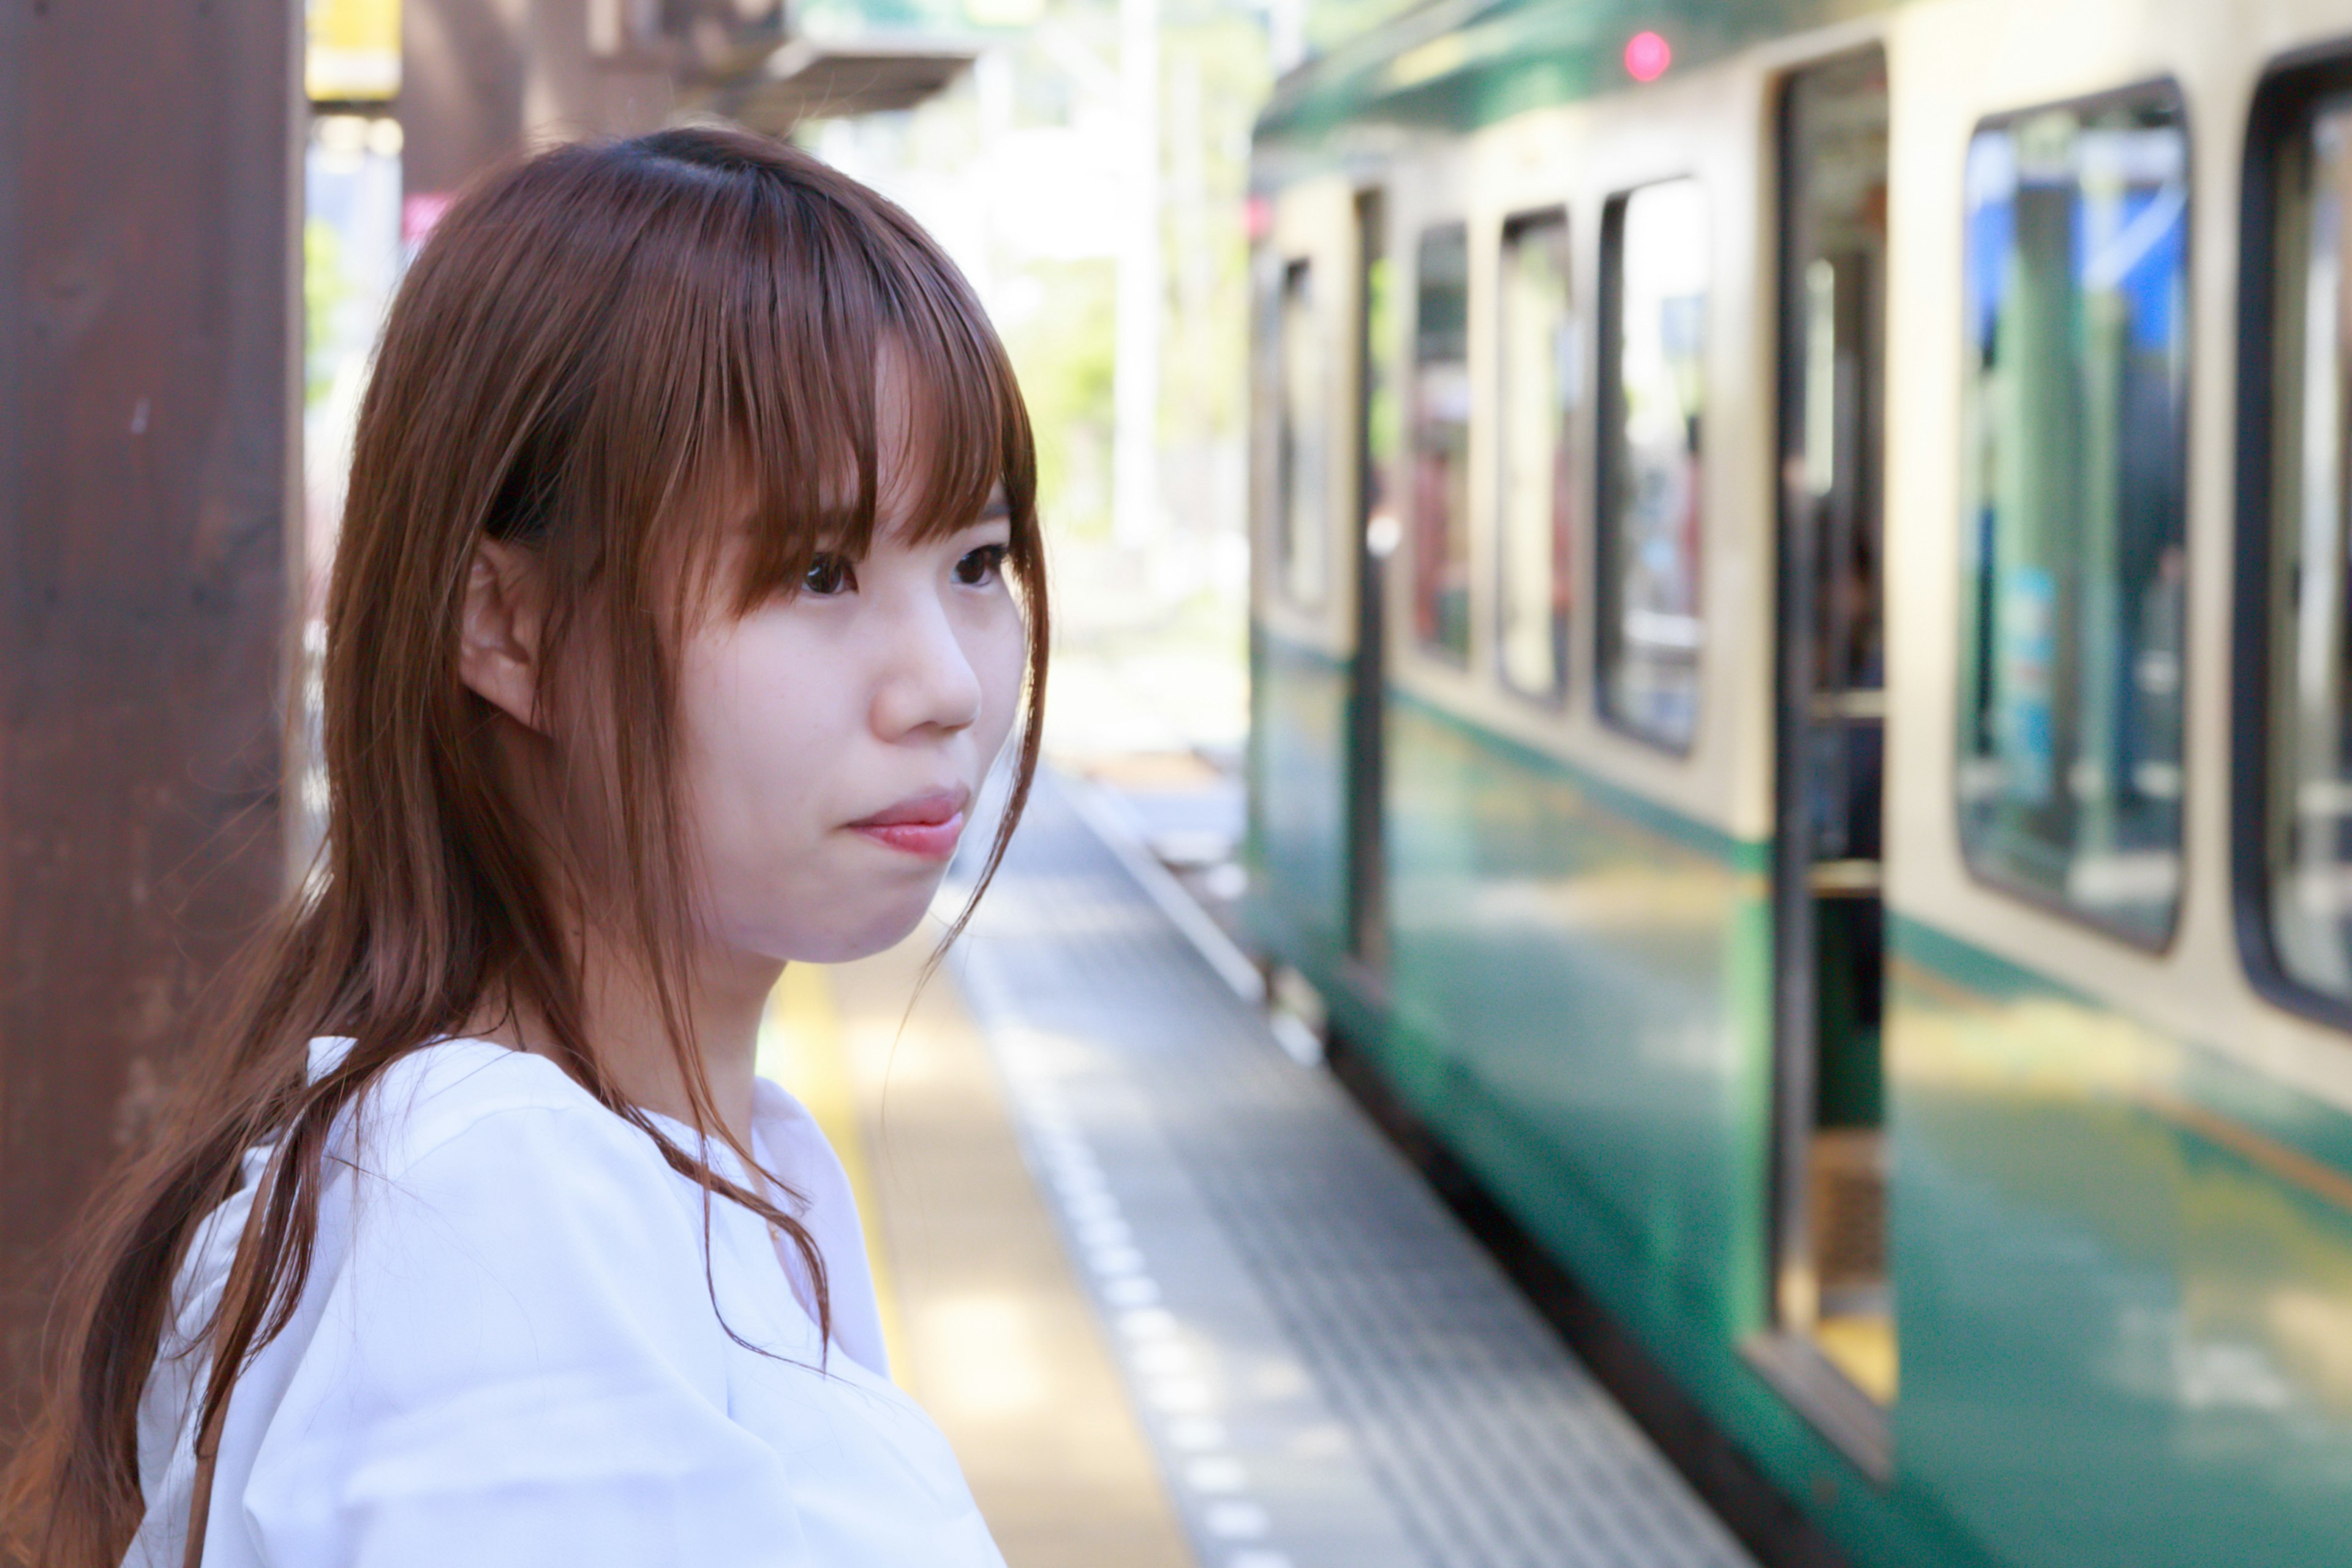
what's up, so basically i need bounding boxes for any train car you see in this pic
[1242,2,2352,1564]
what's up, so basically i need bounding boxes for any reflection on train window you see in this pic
[1276,260,1329,608]
[1599,180,1708,749]
[1498,211,1575,700]
[1412,224,1472,662]
[2266,100,2352,1000]
[1956,91,2189,946]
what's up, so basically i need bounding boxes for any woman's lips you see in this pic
[851,813,965,860]
[848,789,968,861]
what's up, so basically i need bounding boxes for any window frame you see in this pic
[1949,77,2196,954]
[1595,177,1710,755]
[1493,205,1578,708]
[2235,47,2352,1031]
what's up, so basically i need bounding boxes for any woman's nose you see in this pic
[870,590,984,740]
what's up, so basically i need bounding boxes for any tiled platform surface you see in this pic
[944,774,1757,1568]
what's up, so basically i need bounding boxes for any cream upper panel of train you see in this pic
[1249,0,2352,1117]
[1255,40,1782,846]
[1876,0,2352,1117]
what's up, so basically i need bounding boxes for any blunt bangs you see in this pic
[593,131,1038,619]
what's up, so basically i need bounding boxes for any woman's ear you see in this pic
[458,539,548,732]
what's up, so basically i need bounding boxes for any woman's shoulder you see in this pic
[307,1038,729,1331]
[325,1036,669,1193]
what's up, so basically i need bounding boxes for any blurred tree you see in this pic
[1158,6,1269,524]
[800,0,1275,747]
[1006,258,1119,539]
[1305,0,1421,55]
[304,219,355,410]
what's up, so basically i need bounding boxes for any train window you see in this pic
[1276,260,1329,608]
[1497,210,1576,701]
[2258,93,2352,1002]
[1412,223,1472,662]
[1597,179,1708,750]
[1955,88,2190,947]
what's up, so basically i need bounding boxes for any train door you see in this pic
[1346,189,1393,976]
[1762,46,1893,1463]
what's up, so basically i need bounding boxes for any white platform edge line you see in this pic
[1055,771,1269,1008]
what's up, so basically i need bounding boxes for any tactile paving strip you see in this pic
[946,775,1757,1568]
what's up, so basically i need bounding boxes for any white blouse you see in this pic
[124,1037,1005,1568]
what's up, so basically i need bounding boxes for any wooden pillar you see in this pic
[0,0,300,1423]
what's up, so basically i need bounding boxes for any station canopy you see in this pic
[668,0,1035,130]
[686,36,980,133]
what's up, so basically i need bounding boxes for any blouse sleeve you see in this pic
[237,1101,811,1568]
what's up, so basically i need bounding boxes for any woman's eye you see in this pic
[954,544,1009,587]
[803,553,857,596]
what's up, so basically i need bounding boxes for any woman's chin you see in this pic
[761,884,944,967]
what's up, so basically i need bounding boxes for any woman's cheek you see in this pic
[976,609,1028,757]
[683,627,823,886]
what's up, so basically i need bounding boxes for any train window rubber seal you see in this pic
[2233,40,2352,1036]
[1948,75,2193,958]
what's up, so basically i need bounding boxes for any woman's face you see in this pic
[674,472,1027,967]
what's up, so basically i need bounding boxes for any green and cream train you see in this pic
[1243,1,2352,1563]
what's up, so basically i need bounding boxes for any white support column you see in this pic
[1112,0,1161,551]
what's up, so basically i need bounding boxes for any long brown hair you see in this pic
[1,126,1045,1567]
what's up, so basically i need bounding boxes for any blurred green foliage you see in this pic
[1305,0,1422,55]
[1005,259,1118,538]
[304,217,353,409]
[1159,9,1272,454]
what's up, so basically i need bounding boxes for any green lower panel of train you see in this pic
[1246,637,2352,1568]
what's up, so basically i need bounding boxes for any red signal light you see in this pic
[1624,30,1672,83]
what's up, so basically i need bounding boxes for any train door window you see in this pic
[1598,179,1708,750]
[2255,88,2352,1006]
[1412,223,1472,662]
[1276,259,1330,608]
[1956,88,2190,948]
[1760,46,1893,1452]
[1497,209,1575,700]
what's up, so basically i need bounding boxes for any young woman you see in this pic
[1,127,1045,1567]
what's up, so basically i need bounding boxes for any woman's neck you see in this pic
[466,936,781,1146]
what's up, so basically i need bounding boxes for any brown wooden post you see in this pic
[0,0,301,1430]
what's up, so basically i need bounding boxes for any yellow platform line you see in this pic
[815,930,1196,1567]
[757,962,913,1379]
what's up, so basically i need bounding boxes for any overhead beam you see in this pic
[687,37,978,134]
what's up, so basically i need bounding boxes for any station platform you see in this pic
[763,771,1757,1568]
